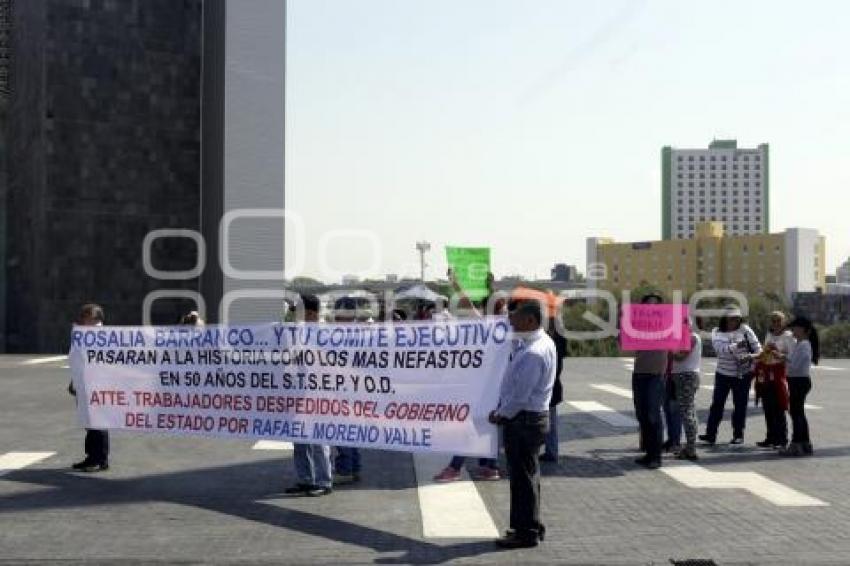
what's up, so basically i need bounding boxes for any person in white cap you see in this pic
[700,306,762,445]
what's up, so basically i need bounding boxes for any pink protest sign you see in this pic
[619,304,691,351]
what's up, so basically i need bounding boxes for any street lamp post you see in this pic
[415,241,431,282]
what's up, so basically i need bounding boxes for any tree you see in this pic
[821,323,850,358]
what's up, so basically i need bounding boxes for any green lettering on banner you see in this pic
[445,246,490,301]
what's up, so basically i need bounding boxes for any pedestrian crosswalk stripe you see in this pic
[662,462,828,507]
[412,453,499,539]
[20,355,68,366]
[567,401,639,428]
[0,452,56,476]
[252,441,294,451]
[591,383,633,399]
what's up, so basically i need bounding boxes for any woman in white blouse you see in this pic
[755,312,795,449]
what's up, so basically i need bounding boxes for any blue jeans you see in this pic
[335,446,361,475]
[632,373,664,461]
[705,372,754,439]
[543,405,559,457]
[663,384,682,446]
[293,443,332,488]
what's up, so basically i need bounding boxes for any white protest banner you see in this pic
[69,317,511,457]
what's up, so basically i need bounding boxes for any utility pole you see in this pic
[415,241,431,282]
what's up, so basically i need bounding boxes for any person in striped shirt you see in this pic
[700,306,762,446]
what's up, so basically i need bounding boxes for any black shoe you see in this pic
[698,434,716,446]
[306,486,333,497]
[635,456,661,469]
[675,449,699,461]
[756,440,773,448]
[665,444,682,455]
[71,459,92,470]
[730,437,745,445]
[802,442,814,455]
[80,462,108,473]
[495,534,539,549]
[284,483,312,495]
[506,529,545,542]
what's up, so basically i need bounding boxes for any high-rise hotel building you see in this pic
[662,140,768,240]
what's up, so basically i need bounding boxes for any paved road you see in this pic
[1,355,848,565]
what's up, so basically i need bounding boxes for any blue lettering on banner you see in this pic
[313,422,381,444]
[383,426,432,448]
[72,329,146,348]
[251,418,309,439]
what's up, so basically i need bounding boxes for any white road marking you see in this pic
[412,453,499,539]
[662,463,828,507]
[252,440,294,451]
[814,366,843,372]
[20,355,68,365]
[591,383,633,399]
[700,385,821,409]
[567,401,639,428]
[0,452,56,476]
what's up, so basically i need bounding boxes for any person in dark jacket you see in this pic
[541,318,567,462]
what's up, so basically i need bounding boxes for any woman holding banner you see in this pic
[69,303,110,473]
[434,276,502,482]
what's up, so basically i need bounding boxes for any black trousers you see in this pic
[705,372,753,439]
[502,411,549,541]
[760,386,788,445]
[632,373,664,461]
[788,376,812,444]
[84,429,109,464]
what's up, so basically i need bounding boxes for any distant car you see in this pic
[328,292,379,322]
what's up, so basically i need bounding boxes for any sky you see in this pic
[284,0,850,282]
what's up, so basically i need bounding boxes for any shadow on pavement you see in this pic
[694,444,850,468]
[0,459,503,564]
[541,455,625,479]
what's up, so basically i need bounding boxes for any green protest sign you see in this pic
[445,246,491,301]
